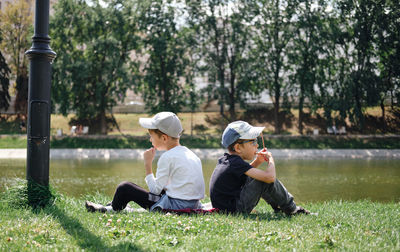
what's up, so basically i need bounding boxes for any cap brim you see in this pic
[139,118,157,129]
[239,126,265,139]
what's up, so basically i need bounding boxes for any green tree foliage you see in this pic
[288,0,326,134]
[186,0,251,121]
[0,0,33,118]
[48,0,399,135]
[225,8,253,120]
[186,0,226,119]
[335,0,380,131]
[135,0,194,114]
[247,0,296,133]
[51,0,139,134]
[374,0,400,130]
[181,25,204,135]
[315,0,400,132]
[309,4,348,128]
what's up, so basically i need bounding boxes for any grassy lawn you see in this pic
[1,182,399,251]
[49,112,221,136]
[2,107,399,137]
[0,135,27,148]
[1,108,399,149]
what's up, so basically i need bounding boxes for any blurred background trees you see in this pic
[50,0,140,134]
[0,0,398,135]
[247,0,296,134]
[186,0,253,122]
[0,0,33,120]
[135,0,193,114]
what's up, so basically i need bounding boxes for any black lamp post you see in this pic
[25,0,56,186]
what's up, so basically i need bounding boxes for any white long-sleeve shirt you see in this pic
[145,146,205,200]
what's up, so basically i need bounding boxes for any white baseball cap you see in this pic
[139,112,183,138]
[221,121,265,148]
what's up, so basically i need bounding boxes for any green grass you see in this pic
[2,107,400,136]
[1,181,399,251]
[0,136,27,148]
[1,135,400,149]
[50,112,220,136]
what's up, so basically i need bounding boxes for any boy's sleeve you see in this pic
[231,158,253,177]
[145,155,170,195]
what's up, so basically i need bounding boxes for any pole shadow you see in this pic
[5,179,145,251]
[242,212,289,222]
[40,205,147,251]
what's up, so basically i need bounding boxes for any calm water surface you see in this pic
[1,158,399,203]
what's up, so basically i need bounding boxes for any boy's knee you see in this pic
[264,177,276,184]
[116,181,132,193]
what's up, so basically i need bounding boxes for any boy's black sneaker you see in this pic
[85,201,107,213]
[290,206,310,215]
[290,206,318,216]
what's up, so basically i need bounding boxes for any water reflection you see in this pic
[1,158,399,203]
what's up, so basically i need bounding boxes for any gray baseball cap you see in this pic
[139,112,183,138]
[221,121,265,148]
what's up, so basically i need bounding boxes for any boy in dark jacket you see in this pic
[210,121,310,215]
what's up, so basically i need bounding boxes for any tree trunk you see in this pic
[14,72,29,119]
[354,84,364,132]
[380,99,386,132]
[190,112,193,137]
[274,99,280,134]
[390,90,394,110]
[100,111,107,135]
[298,93,304,135]
[216,66,225,132]
[229,72,236,120]
[273,74,281,134]
[218,66,225,119]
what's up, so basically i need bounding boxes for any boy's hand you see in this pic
[143,147,156,167]
[256,148,271,163]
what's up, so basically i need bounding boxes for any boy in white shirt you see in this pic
[86,112,205,212]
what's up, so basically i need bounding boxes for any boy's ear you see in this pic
[233,143,242,153]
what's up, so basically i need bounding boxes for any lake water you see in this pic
[1,158,399,203]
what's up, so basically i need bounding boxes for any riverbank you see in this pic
[1,134,400,149]
[1,148,400,159]
[0,187,399,251]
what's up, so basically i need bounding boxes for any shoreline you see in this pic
[1,148,399,159]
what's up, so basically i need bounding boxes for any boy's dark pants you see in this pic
[236,177,297,214]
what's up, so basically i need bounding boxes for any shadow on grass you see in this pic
[21,180,145,251]
[243,212,289,222]
[41,205,146,251]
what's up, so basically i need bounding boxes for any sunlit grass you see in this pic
[2,107,399,136]
[49,114,73,136]
[0,135,26,148]
[50,112,220,137]
[1,182,399,251]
